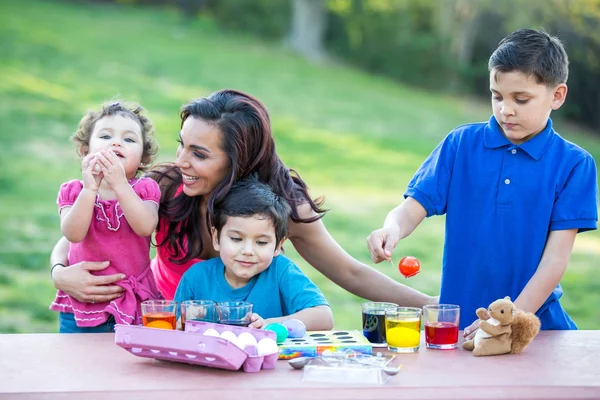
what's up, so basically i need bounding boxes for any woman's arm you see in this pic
[50,236,125,303]
[263,305,334,331]
[288,204,436,308]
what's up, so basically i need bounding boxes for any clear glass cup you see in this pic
[180,300,217,330]
[141,300,177,330]
[361,302,398,346]
[217,301,253,327]
[423,304,460,349]
[385,307,422,353]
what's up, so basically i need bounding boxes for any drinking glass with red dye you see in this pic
[423,304,460,349]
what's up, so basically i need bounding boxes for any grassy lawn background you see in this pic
[1,0,598,333]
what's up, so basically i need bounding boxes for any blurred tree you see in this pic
[288,0,328,62]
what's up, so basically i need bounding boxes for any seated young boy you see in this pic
[367,28,598,336]
[174,176,334,330]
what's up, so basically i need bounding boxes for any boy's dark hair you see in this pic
[211,176,292,244]
[489,28,569,87]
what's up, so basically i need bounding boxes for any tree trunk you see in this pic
[288,0,328,62]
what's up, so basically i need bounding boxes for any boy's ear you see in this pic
[211,227,220,252]
[551,83,568,110]
[273,237,286,256]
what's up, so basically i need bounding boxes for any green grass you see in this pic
[1,0,599,333]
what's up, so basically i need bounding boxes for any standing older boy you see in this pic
[367,29,598,334]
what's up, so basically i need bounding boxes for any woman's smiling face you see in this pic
[175,117,231,198]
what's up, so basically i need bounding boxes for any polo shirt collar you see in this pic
[484,115,555,160]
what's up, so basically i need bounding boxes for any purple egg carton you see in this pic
[114,321,278,373]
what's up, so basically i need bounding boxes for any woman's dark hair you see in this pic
[212,175,291,245]
[148,89,326,263]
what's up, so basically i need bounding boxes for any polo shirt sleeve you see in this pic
[404,133,457,217]
[551,154,598,233]
[278,258,329,315]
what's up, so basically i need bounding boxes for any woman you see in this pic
[51,89,436,308]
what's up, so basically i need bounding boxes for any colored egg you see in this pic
[282,319,306,338]
[386,327,421,348]
[147,320,173,330]
[264,323,289,344]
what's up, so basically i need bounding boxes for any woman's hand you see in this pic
[52,261,125,303]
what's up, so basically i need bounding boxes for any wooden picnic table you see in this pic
[1,330,599,399]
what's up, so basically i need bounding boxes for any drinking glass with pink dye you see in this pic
[423,304,460,349]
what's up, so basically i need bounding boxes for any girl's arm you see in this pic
[514,229,577,313]
[60,189,96,242]
[50,236,125,303]
[288,203,436,308]
[113,183,159,237]
[263,306,334,331]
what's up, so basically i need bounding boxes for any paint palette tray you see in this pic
[278,330,372,360]
[114,320,278,372]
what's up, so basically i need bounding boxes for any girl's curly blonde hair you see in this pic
[71,101,159,175]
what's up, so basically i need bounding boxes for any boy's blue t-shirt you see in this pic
[405,116,598,329]
[174,255,329,319]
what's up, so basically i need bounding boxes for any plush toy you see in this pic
[462,296,540,357]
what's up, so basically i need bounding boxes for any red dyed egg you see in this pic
[399,256,420,278]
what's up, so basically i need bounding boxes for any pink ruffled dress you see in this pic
[50,178,162,327]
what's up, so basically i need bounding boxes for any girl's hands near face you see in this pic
[81,154,102,191]
[248,313,265,329]
[96,150,127,188]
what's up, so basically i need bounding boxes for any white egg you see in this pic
[256,337,278,356]
[220,330,238,345]
[236,332,258,349]
[203,328,220,337]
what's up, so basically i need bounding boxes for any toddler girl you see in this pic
[50,101,161,333]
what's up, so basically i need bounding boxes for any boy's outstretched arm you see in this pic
[367,197,428,263]
[263,306,334,331]
[513,229,577,314]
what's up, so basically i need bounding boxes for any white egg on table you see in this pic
[203,328,220,337]
[220,330,238,345]
[236,332,258,349]
[256,337,278,356]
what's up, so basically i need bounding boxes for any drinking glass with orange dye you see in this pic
[141,300,177,330]
[385,307,422,353]
[423,304,460,349]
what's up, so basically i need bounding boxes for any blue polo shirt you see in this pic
[405,115,598,329]
[174,255,329,319]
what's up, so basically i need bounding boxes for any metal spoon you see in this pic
[288,357,312,369]
[382,365,402,376]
